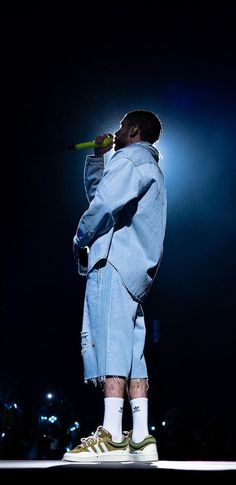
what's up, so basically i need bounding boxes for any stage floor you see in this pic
[0,459,236,470]
[1,460,236,483]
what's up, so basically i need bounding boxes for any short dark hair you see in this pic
[122,109,162,143]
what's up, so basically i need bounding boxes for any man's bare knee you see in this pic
[128,378,148,400]
[104,376,126,398]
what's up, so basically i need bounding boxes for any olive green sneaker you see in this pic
[62,426,130,462]
[129,433,158,462]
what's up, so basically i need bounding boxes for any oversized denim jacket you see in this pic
[75,142,167,301]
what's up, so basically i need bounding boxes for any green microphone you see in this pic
[71,137,113,150]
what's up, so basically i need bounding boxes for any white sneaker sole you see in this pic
[129,443,158,462]
[63,451,130,462]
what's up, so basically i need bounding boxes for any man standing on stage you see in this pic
[63,109,167,462]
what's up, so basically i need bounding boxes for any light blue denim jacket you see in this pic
[75,142,167,301]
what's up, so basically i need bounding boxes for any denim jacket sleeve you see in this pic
[75,155,147,248]
[84,156,104,202]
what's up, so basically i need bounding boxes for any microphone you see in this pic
[70,137,113,150]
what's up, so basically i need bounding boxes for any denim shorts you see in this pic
[81,260,148,382]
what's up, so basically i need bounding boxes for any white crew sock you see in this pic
[103,397,124,442]
[130,397,149,443]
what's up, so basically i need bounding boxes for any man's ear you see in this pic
[130,125,139,138]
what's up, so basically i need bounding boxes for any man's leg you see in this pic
[128,304,149,442]
[128,306,158,461]
[63,261,133,461]
[128,378,158,461]
[102,377,126,442]
[94,263,141,442]
[128,378,149,442]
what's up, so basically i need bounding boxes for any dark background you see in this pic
[0,4,235,451]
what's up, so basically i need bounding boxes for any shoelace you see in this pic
[79,426,104,449]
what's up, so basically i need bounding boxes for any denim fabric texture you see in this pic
[75,142,167,302]
[75,142,167,380]
[81,260,148,380]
